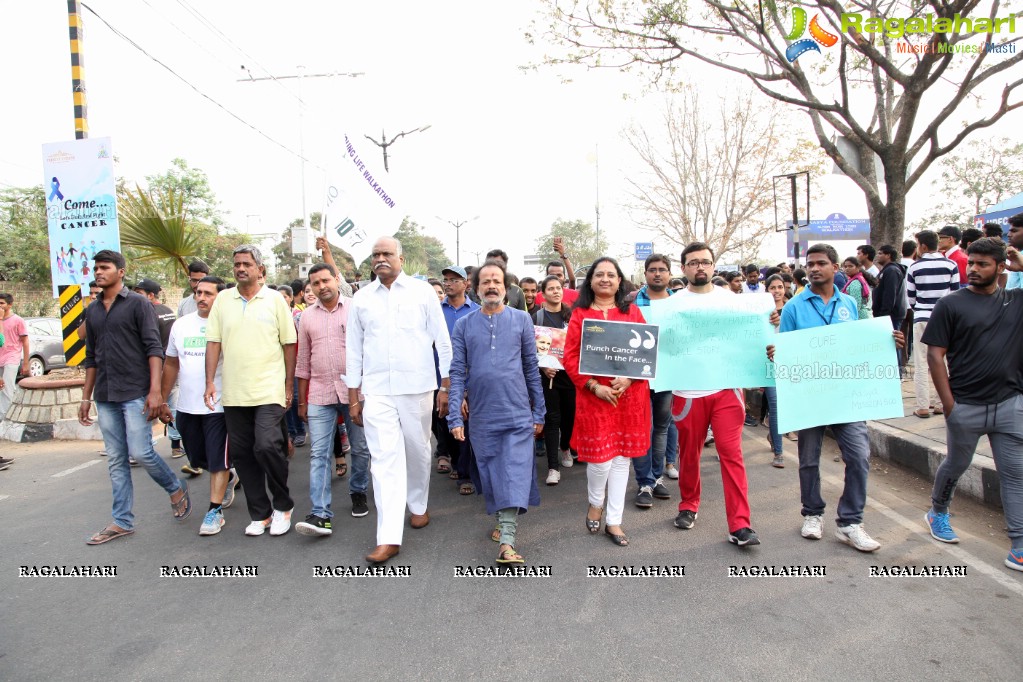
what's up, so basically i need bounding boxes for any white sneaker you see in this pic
[665,463,679,480]
[245,518,271,536]
[704,428,714,445]
[269,508,293,536]
[836,523,881,552]
[560,450,573,468]
[546,469,561,485]
[800,514,823,540]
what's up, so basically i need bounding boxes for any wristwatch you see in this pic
[438,386,449,393]
[561,253,571,260]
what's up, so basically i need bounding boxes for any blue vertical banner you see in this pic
[42,137,121,296]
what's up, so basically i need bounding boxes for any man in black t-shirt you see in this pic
[921,238,1023,571]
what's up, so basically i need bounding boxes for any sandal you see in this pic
[436,456,451,474]
[448,470,460,480]
[586,505,603,534]
[604,525,629,546]
[490,527,501,543]
[335,457,347,478]
[459,482,475,495]
[171,479,192,520]
[86,524,134,545]
[496,546,524,564]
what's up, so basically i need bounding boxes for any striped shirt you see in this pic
[907,253,960,323]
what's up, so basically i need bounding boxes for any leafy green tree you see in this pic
[396,218,450,277]
[145,158,225,229]
[0,186,51,284]
[272,212,360,282]
[532,218,609,270]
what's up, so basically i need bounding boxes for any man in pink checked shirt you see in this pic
[294,263,372,536]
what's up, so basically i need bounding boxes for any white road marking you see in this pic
[52,459,103,478]
[815,465,1023,597]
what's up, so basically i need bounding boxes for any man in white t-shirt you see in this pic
[159,276,239,536]
[670,242,760,547]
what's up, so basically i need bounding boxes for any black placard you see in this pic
[578,320,658,380]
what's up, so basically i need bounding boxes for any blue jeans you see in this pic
[96,397,182,530]
[797,421,870,526]
[308,403,370,518]
[764,386,782,455]
[286,376,306,438]
[634,390,672,487]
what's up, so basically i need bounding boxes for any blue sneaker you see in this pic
[199,507,224,536]
[925,510,959,544]
[1005,549,1023,572]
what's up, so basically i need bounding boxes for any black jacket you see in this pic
[872,261,907,327]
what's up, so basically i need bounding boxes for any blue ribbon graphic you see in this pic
[49,177,64,201]
[786,39,821,63]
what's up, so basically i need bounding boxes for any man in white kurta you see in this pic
[347,237,452,563]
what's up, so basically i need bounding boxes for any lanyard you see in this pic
[809,297,838,326]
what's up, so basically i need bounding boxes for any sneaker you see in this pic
[222,470,240,509]
[294,433,307,447]
[925,510,959,544]
[674,510,697,529]
[836,523,881,552]
[652,477,671,499]
[269,508,293,536]
[635,485,654,509]
[743,414,758,427]
[800,515,823,540]
[704,429,715,446]
[560,449,573,468]
[128,457,139,467]
[728,527,761,546]
[772,455,785,468]
[665,463,679,480]
[245,518,271,536]
[295,514,332,536]
[180,463,203,476]
[199,507,225,536]
[0,456,13,471]
[1005,549,1023,572]
[351,492,369,518]
[546,469,561,486]
[171,447,186,459]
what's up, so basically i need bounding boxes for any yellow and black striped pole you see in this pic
[62,1,88,366]
[68,0,88,140]
[59,286,86,366]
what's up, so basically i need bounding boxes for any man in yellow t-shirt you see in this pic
[204,245,298,538]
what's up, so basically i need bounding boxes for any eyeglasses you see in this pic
[685,260,714,268]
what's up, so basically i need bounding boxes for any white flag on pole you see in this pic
[322,134,403,267]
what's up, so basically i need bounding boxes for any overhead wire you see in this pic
[138,0,243,82]
[78,2,324,171]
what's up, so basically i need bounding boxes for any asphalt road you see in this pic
[1,427,1018,681]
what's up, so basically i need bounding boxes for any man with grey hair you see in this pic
[204,244,298,537]
[347,236,452,563]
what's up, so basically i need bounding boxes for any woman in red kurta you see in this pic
[563,257,651,546]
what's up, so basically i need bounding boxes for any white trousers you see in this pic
[913,320,934,411]
[0,364,18,419]
[363,391,433,546]
[587,456,631,526]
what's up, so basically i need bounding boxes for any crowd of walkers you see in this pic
[20,216,1020,572]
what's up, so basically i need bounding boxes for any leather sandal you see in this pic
[586,505,603,534]
[604,525,629,546]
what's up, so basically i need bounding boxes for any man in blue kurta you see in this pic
[448,260,546,564]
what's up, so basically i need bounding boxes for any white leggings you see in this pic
[587,456,631,526]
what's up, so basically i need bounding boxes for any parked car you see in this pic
[25,317,67,376]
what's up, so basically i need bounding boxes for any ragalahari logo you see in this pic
[784,8,839,62]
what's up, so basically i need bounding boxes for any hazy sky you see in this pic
[3,1,1020,277]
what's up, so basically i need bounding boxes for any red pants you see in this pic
[673,389,751,532]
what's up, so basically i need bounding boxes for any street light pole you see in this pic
[365,126,432,173]
[239,67,364,269]
[435,216,479,266]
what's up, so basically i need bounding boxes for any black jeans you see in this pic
[224,404,293,521]
[542,378,576,471]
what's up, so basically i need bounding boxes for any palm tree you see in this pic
[117,185,202,282]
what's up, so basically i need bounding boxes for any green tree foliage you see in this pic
[145,158,225,228]
[0,186,51,284]
[396,218,450,277]
[272,213,360,283]
[532,218,609,270]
